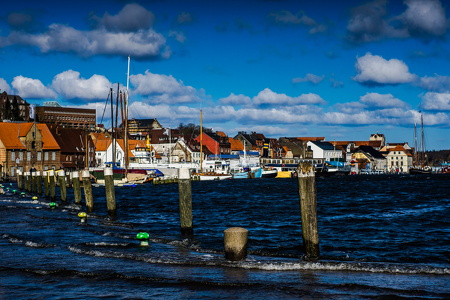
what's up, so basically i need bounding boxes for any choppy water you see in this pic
[1,174,449,299]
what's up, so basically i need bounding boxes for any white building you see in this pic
[307,141,342,161]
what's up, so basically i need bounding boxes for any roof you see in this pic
[229,137,244,151]
[0,122,59,150]
[309,140,336,150]
[355,145,385,159]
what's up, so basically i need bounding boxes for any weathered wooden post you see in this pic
[36,171,42,196]
[44,171,49,198]
[17,170,23,190]
[297,161,320,261]
[82,170,94,213]
[49,170,56,201]
[24,172,30,192]
[224,227,248,261]
[104,167,116,219]
[178,168,193,235]
[30,171,35,194]
[58,170,67,202]
[72,171,82,205]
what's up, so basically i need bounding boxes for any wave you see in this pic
[67,245,449,275]
[1,233,56,248]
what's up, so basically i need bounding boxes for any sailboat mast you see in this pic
[200,109,203,173]
[420,113,426,166]
[124,56,130,171]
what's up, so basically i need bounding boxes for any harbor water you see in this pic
[1,174,449,299]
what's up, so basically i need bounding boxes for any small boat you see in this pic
[261,168,277,178]
[196,172,232,181]
[315,161,351,176]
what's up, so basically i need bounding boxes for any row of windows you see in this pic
[10,151,57,162]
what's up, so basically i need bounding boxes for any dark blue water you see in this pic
[1,175,449,299]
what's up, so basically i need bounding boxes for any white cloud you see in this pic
[0,4,168,59]
[420,92,450,111]
[11,76,57,99]
[0,78,12,94]
[346,0,448,43]
[353,53,416,85]
[51,70,112,101]
[416,75,450,92]
[219,93,252,106]
[252,88,325,106]
[401,0,448,37]
[130,70,199,104]
[292,73,324,84]
[360,93,410,109]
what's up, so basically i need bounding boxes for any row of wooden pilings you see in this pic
[16,162,319,261]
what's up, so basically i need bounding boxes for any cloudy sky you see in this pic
[1,0,450,150]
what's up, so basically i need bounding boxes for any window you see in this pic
[27,151,31,161]
[11,152,15,161]
[52,152,56,160]
[44,152,49,161]
[19,152,23,160]
[37,152,41,161]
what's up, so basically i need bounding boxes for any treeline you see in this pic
[426,150,450,165]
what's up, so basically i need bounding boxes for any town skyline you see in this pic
[1,0,450,150]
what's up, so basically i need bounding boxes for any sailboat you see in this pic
[409,113,432,174]
[91,57,155,185]
[194,109,231,181]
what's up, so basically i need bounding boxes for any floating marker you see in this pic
[12,189,17,193]
[32,196,38,200]
[49,202,57,209]
[78,212,87,223]
[21,192,26,197]
[136,232,150,247]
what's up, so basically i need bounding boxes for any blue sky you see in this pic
[1,0,450,150]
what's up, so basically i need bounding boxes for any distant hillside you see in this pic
[426,150,450,166]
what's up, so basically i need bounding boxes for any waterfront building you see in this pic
[34,102,96,130]
[383,145,413,173]
[0,122,60,177]
[307,140,343,161]
[0,91,31,122]
[351,145,387,173]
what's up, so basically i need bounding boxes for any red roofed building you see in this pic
[0,122,61,177]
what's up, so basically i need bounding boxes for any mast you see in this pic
[200,109,203,173]
[124,56,130,171]
[420,113,426,166]
[413,122,418,166]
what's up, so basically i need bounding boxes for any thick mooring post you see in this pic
[17,171,23,190]
[178,168,193,235]
[104,167,116,219]
[36,171,42,196]
[44,171,49,198]
[58,170,67,202]
[49,170,56,201]
[24,172,30,192]
[224,227,248,261]
[82,170,94,213]
[72,171,82,205]
[297,161,320,261]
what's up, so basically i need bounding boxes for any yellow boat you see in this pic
[275,171,293,178]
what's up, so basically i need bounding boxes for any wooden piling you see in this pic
[297,161,320,261]
[72,171,82,205]
[224,227,248,261]
[178,168,193,235]
[104,167,116,219]
[82,170,94,213]
[58,170,67,202]
[36,171,42,196]
[24,172,30,192]
[17,171,23,190]
[44,171,49,198]
[49,170,56,201]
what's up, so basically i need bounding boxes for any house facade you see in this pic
[385,145,413,173]
[307,141,342,161]
[0,122,60,178]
